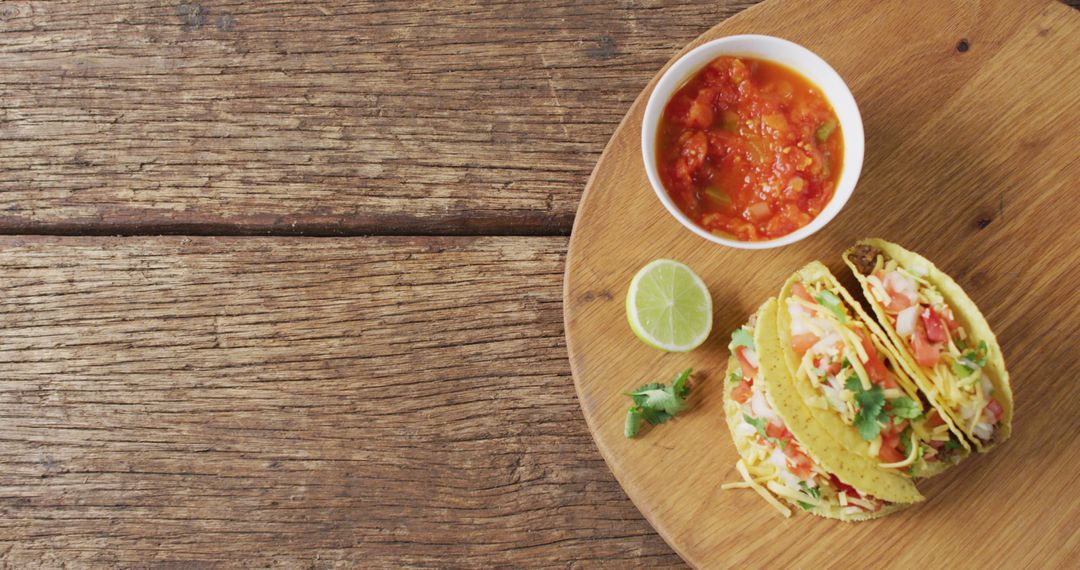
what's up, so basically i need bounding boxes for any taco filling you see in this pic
[724,323,890,517]
[783,278,966,471]
[848,245,1004,445]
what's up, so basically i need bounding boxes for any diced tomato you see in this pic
[921,308,948,343]
[826,361,842,376]
[790,332,819,355]
[731,380,752,404]
[765,423,786,440]
[941,306,960,331]
[927,410,946,427]
[790,281,814,303]
[928,440,945,450]
[786,448,813,479]
[879,439,905,463]
[735,347,758,377]
[884,292,913,313]
[829,473,859,497]
[854,330,895,387]
[986,398,1004,422]
[882,419,909,437]
[911,324,940,368]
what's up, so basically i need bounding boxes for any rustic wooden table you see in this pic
[0,1,1075,567]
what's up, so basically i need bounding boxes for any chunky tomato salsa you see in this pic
[656,56,843,241]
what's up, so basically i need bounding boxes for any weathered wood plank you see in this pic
[0,0,757,235]
[0,236,680,568]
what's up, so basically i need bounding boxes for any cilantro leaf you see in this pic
[639,406,673,425]
[955,338,967,351]
[853,384,885,440]
[729,328,754,352]
[624,369,694,438]
[671,368,692,399]
[799,481,821,500]
[625,408,644,438]
[844,374,862,393]
[944,437,963,451]
[887,397,922,420]
[728,371,741,384]
[742,413,787,447]
[963,350,987,368]
[796,482,820,511]
[743,414,769,440]
[952,360,976,378]
[814,290,847,324]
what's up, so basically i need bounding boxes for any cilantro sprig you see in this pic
[624,368,693,438]
[845,375,923,440]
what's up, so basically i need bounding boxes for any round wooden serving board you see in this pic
[563,1,1080,567]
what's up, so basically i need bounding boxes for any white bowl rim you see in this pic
[640,34,865,250]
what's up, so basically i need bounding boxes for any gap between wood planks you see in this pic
[0,214,576,238]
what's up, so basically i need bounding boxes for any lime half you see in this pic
[626,259,713,352]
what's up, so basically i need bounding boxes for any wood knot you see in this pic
[176,2,207,31]
[216,13,235,32]
[956,38,970,53]
[975,216,992,229]
[586,35,618,60]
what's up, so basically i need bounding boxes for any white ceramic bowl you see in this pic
[641,35,864,249]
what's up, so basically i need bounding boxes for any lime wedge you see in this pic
[626,259,713,352]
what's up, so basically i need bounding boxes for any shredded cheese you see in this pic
[867,436,882,457]
[838,492,848,506]
[767,481,821,507]
[844,341,873,391]
[846,496,878,510]
[735,459,791,517]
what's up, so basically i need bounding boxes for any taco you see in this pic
[843,239,1013,452]
[775,262,969,477]
[721,299,921,520]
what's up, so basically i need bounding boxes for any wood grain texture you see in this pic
[0,236,684,568]
[0,0,757,235]
[564,0,1080,567]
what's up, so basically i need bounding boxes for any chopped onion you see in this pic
[811,333,841,355]
[821,384,847,414]
[743,347,759,369]
[972,422,994,441]
[735,422,758,439]
[769,450,803,488]
[895,306,918,337]
[884,271,917,304]
[751,387,780,425]
[980,373,993,397]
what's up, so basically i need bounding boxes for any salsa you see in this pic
[656,56,843,241]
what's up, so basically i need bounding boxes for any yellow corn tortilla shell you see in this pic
[843,239,1013,453]
[775,261,969,477]
[723,302,912,520]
